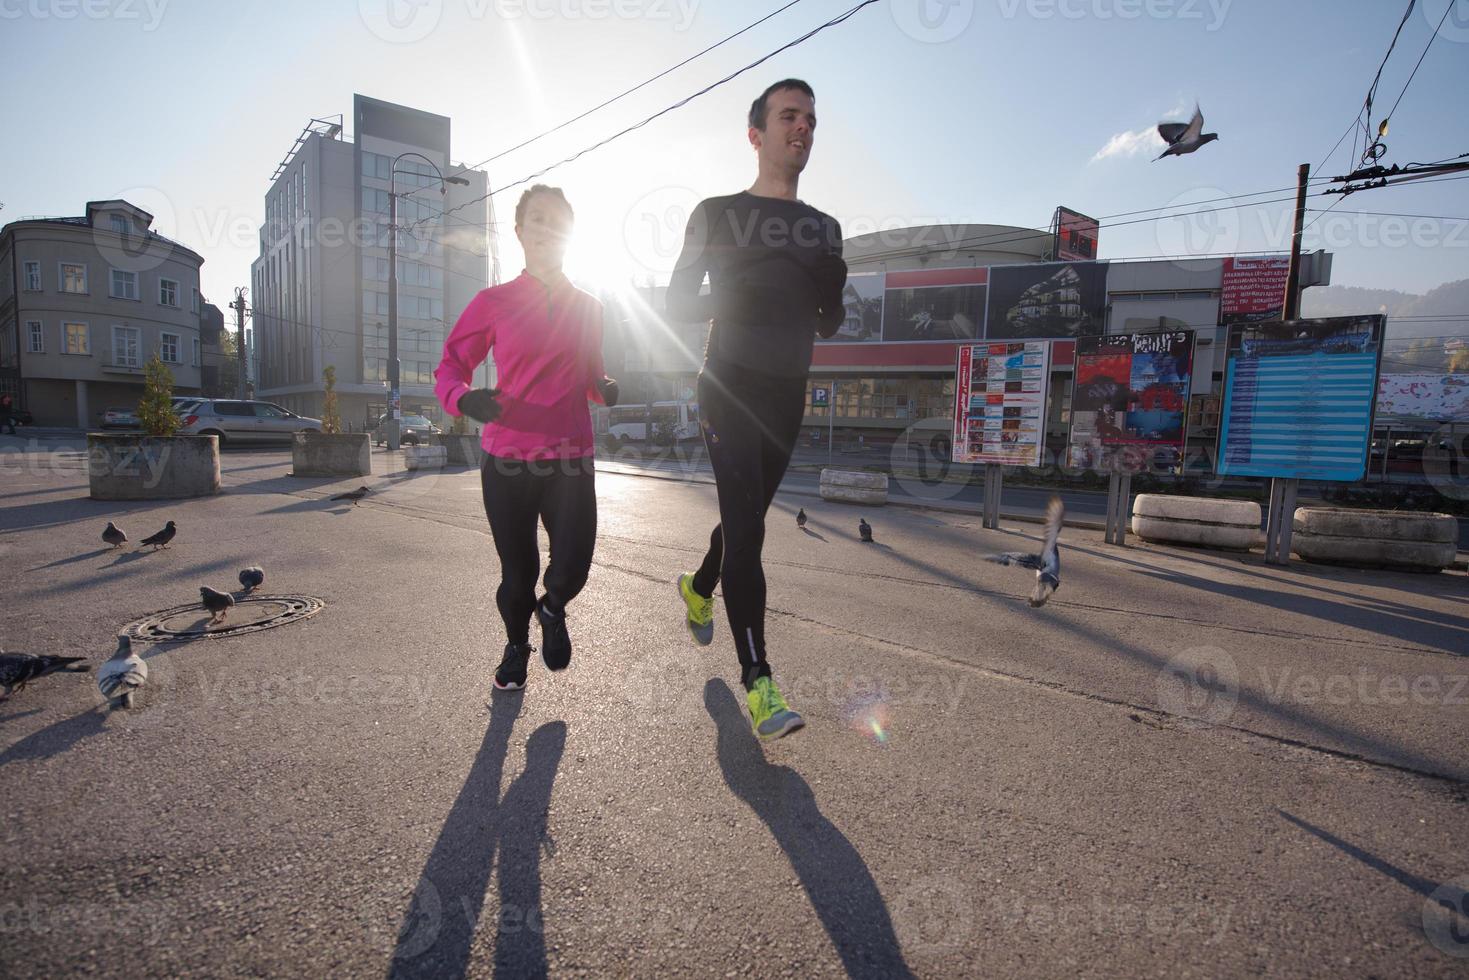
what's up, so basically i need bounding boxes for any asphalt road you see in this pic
[1,444,1466,978]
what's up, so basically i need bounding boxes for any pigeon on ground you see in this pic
[796,508,807,529]
[96,635,146,710]
[238,567,265,592]
[139,521,177,550]
[0,651,89,699]
[200,586,235,624]
[1154,105,1218,160]
[330,486,371,506]
[988,496,1064,607]
[858,518,873,543]
[102,522,128,549]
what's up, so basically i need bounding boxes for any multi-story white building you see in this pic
[0,200,206,427]
[251,95,493,425]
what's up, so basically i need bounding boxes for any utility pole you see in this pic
[231,288,248,400]
[1282,163,1310,320]
[1263,163,1310,565]
[387,181,401,451]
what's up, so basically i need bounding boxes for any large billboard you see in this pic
[1375,373,1469,420]
[1217,315,1385,481]
[985,261,1107,339]
[1054,207,1099,262]
[826,272,885,342]
[1220,255,1290,324]
[879,268,987,343]
[1068,330,1196,469]
[952,341,1052,466]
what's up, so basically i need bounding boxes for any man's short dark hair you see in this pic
[748,79,815,131]
[515,184,573,227]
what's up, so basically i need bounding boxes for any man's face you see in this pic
[515,192,573,265]
[751,88,816,174]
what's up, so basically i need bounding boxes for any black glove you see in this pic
[457,387,501,424]
[597,377,620,408]
[810,251,847,309]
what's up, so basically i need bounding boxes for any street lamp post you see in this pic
[386,152,469,451]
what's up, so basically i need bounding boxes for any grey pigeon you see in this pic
[796,508,807,529]
[988,496,1064,607]
[96,635,146,710]
[330,486,371,506]
[858,518,873,543]
[200,586,235,623]
[102,521,128,549]
[1154,105,1218,160]
[139,520,177,550]
[238,567,265,592]
[0,651,89,699]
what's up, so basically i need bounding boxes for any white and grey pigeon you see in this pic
[1154,105,1218,161]
[988,496,1064,607]
[0,650,89,699]
[102,521,128,549]
[96,635,147,710]
[238,566,265,592]
[200,586,235,623]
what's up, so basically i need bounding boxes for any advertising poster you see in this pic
[1068,330,1195,469]
[1054,207,1099,262]
[1375,373,1469,420]
[985,261,1107,339]
[1220,255,1290,324]
[951,341,1052,465]
[1217,315,1385,481]
[881,268,988,342]
[821,272,885,343]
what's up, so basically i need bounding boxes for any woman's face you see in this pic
[516,192,573,267]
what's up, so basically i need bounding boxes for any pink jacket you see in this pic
[436,272,607,460]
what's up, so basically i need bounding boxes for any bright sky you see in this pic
[2,0,1466,311]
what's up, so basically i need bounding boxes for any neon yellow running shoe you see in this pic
[746,676,805,740]
[677,573,715,646]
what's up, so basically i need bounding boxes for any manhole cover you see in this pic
[122,594,325,642]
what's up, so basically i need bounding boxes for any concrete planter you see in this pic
[433,433,485,468]
[819,468,888,505]
[87,433,220,500]
[1292,507,1457,573]
[1131,493,1262,551]
[405,444,448,471]
[291,431,370,478]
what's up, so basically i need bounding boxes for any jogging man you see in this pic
[666,79,847,739]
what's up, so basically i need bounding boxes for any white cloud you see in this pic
[1091,126,1165,163]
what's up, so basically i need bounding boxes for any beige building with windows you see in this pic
[0,200,205,427]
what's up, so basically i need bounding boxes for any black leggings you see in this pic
[690,364,807,687]
[480,454,597,645]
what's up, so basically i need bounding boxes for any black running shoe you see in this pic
[536,600,572,671]
[494,642,532,690]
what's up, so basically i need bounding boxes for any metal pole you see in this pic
[232,289,247,400]
[827,380,835,467]
[1264,163,1312,564]
[386,172,401,452]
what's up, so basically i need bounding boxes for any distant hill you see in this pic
[1302,279,1469,341]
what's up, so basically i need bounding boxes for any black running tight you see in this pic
[690,364,807,687]
[480,454,597,645]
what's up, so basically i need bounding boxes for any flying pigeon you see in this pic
[200,586,235,624]
[988,496,1064,607]
[331,486,371,506]
[238,567,265,592]
[102,521,128,549]
[0,650,89,699]
[96,635,146,710]
[139,521,177,550]
[858,518,873,543]
[796,508,808,529]
[1154,105,1218,160]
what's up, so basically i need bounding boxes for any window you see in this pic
[160,332,180,363]
[159,278,179,307]
[112,325,140,366]
[110,269,139,300]
[64,322,90,355]
[193,338,201,367]
[27,320,44,353]
[214,401,253,416]
[253,403,288,418]
[60,263,87,294]
[23,261,40,291]
[191,287,200,314]
[110,214,129,234]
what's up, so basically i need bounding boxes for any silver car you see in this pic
[176,399,322,448]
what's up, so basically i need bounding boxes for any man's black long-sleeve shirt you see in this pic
[665,191,844,380]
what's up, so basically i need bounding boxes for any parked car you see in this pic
[371,413,440,447]
[175,399,322,447]
[99,407,140,429]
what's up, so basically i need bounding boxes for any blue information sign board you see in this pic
[1217,316,1384,481]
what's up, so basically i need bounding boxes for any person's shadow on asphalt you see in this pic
[703,680,915,980]
[388,696,565,980]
